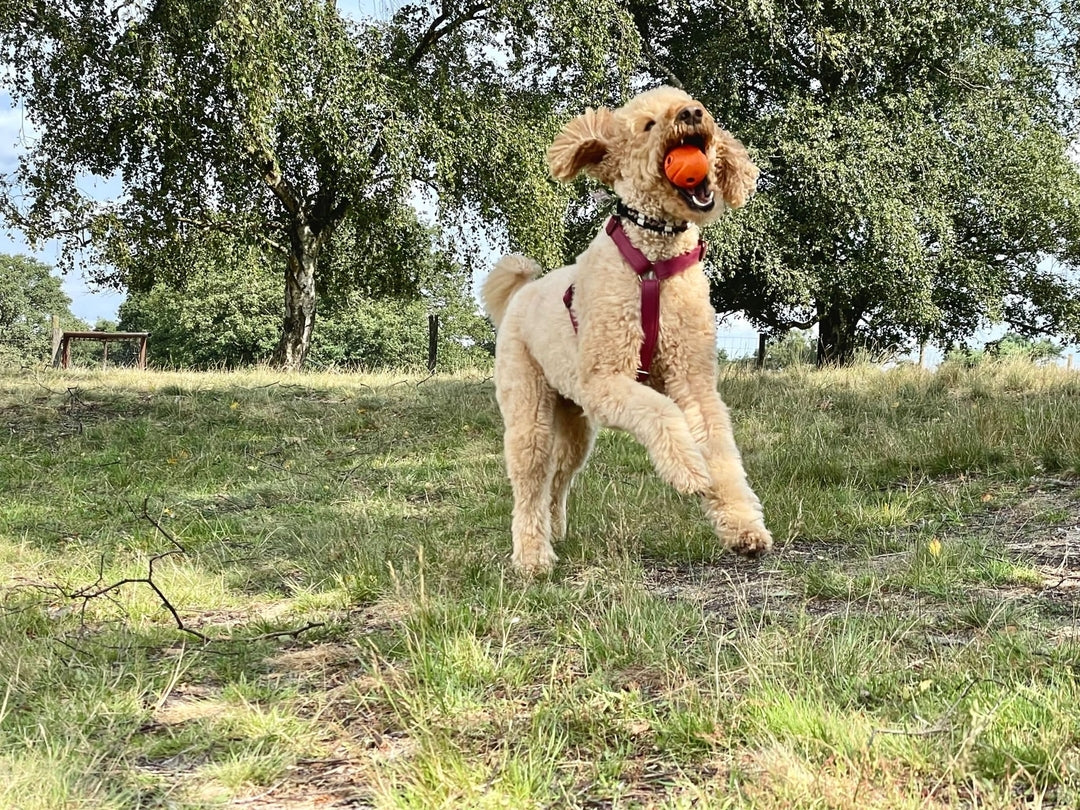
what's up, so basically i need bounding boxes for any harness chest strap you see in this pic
[564,216,707,382]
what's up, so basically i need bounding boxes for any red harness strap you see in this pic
[564,216,706,382]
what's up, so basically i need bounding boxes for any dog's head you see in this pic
[547,86,758,226]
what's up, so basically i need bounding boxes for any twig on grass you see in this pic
[247,622,326,641]
[867,677,1008,747]
[32,375,66,395]
[64,500,208,641]
[46,498,323,645]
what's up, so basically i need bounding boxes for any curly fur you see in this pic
[483,86,772,575]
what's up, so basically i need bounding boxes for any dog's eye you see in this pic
[644,120,655,132]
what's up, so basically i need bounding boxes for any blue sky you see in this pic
[3,8,1073,364]
[0,92,125,323]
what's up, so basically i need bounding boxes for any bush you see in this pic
[945,332,1063,368]
[765,330,816,368]
[120,258,494,371]
[119,259,281,368]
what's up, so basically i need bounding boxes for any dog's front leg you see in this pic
[667,378,773,557]
[578,374,712,496]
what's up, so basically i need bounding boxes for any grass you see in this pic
[1,359,1079,808]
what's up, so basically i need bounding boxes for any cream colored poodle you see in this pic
[482,85,772,574]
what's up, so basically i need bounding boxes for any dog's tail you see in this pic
[481,254,541,330]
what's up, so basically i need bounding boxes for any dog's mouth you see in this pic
[679,181,716,212]
[665,133,715,213]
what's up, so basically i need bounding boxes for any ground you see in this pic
[1,363,1079,808]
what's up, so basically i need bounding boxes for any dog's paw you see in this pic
[723,521,773,558]
[512,543,558,577]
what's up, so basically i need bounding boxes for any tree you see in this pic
[117,224,494,370]
[0,254,86,363]
[116,236,281,368]
[632,0,1080,364]
[0,0,639,369]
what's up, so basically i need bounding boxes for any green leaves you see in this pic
[0,254,85,363]
[652,0,1080,360]
[0,0,645,365]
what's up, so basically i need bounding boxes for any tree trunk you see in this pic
[272,224,319,370]
[816,303,860,367]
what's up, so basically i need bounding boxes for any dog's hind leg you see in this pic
[549,396,597,541]
[495,343,559,574]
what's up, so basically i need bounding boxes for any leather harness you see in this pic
[564,216,707,382]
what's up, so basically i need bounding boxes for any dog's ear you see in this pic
[714,130,759,209]
[547,107,616,183]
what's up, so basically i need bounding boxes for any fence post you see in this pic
[755,334,767,369]
[427,313,439,373]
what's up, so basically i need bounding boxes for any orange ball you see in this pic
[664,145,709,189]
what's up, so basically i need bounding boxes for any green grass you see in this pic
[1,360,1079,807]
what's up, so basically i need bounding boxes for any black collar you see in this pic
[615,201,689,235]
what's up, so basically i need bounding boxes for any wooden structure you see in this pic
[52,328,150,370]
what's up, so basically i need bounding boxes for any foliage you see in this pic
[311,293,493,371]
[117,241,281,368]
[0,0,640,368]
[10,0,1078,369]
[764,329,816,369]
[985,332,1063,362]
[117,233,493,370]
[946,331,1064,367]
[637,0,1080,364]
[0,253,86,363]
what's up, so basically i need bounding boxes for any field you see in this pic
[1,361,1079,808]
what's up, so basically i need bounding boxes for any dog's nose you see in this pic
[677,106,704,126]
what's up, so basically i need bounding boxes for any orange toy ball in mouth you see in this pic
[663,145,709,189]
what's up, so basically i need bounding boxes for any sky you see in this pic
[0,0,755,348]
[0,92,126,324]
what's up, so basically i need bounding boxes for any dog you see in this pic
[481,85,772,574]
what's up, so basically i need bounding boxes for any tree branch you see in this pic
[406,2,489,69]
[248,146,304,220]
[628,7,684,89]
[48,499,323,644]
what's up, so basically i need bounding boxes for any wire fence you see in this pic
[716,335,760,361]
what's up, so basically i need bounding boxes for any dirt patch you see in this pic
[229,757,382,809]
[979,483,1080,636]
[993,486,1080,582]
[152,684,224,726]
[643,537,859,616]
[642,480,1080,621]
